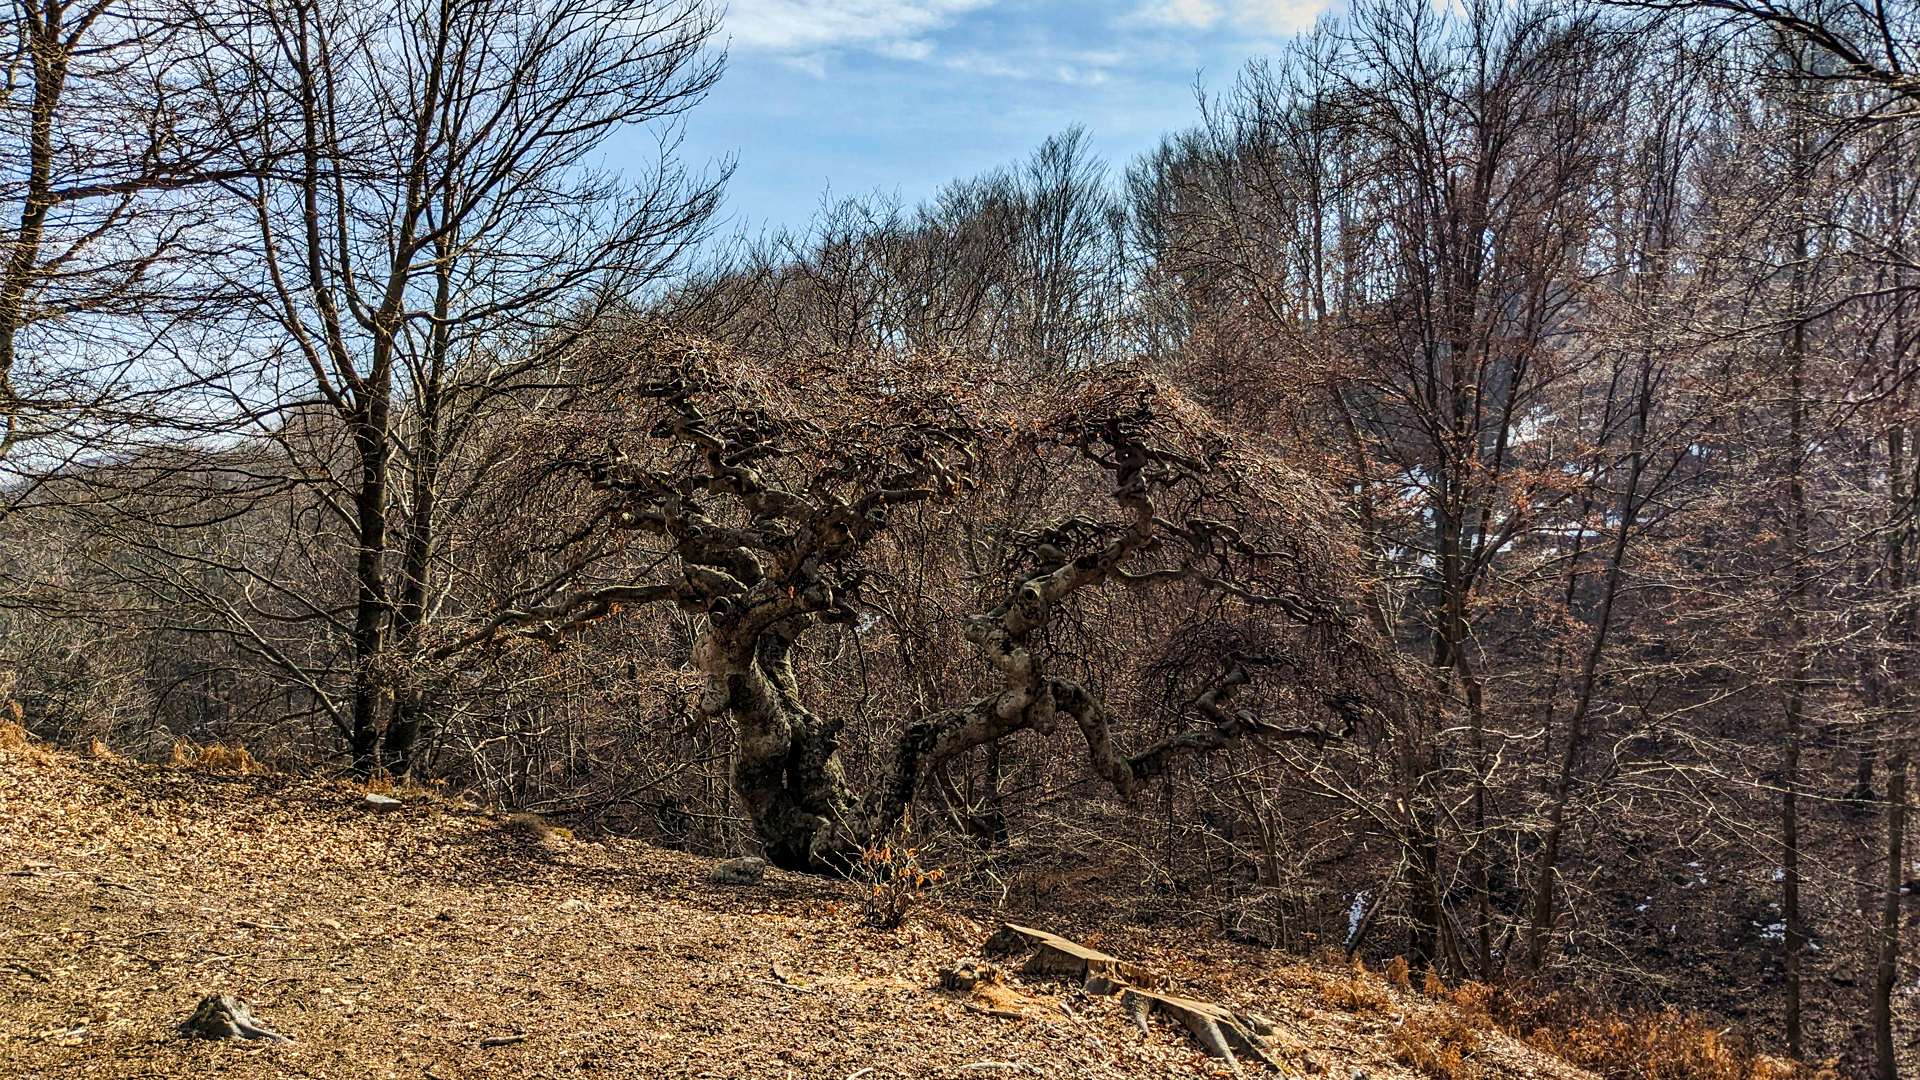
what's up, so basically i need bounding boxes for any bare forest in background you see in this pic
[7,0,1920,1073]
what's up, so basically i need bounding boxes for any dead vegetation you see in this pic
[168,739,266,774]
[1480,993,1800,1080]
[1394,1007,1484,1080]
[503,812,573,843]
[855,833,944,929]
[1308,956,1397,1013]
[0,740,1632,1080]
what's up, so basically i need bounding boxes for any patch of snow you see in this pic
[1345,891,1371,945]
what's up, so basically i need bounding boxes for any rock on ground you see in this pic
[708,856,766,886]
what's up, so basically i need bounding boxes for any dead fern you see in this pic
[1394,1009,1483,1080]
[1310,958,1394,1012]
[1386,954,1412,990]
[169,739,266,774]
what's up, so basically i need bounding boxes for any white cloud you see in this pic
[877,38,936,61]
[776,52,830,78]
[940,47,1131,84]
[724,0,996,52]
[1139,0,1326,32]
[1149,0,1222,25]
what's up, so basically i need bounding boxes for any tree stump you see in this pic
[938,958,1000,991]
[178,994,290,1043]
[1121,988,1279,1071]
[980,923,1158,988]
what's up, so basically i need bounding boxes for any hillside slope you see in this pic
[1,740,1596,1080]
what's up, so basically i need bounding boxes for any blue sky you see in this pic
[665,0,1335,237]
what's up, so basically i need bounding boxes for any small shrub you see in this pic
[854,832,943,929]
[1394,1009,1483,1080]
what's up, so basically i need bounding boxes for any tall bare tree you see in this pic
[1,0,244,486]
[161,0,724,770]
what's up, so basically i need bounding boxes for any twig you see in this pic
[478,1034,526,1048]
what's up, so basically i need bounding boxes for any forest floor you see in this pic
[1,737,1598,1080]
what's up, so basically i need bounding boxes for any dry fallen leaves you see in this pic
[0,744,1598,1080]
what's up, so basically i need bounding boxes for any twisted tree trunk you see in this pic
[461,358,1393,873]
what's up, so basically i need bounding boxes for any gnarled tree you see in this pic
[455,338,1402,871]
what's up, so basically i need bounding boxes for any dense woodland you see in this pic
[7,0,1920,1072]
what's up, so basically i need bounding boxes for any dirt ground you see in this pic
[1,744,1596,1079]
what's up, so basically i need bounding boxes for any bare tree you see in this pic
[0,0,244,484]
[151,0,724,771]
[443,342,1399,870]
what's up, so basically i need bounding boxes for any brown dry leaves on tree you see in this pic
[430,337,1402,876]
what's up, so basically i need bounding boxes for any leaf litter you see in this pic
[1,745,1596,1080]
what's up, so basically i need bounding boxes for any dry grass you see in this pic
[0,746,1636,1080]
[1517,1007,1782,1080]
[0,719,56,764]
[1,719,30,750]
[5,751,1199,1079]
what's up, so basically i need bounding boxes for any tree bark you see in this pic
[1874,737,1907,1080]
